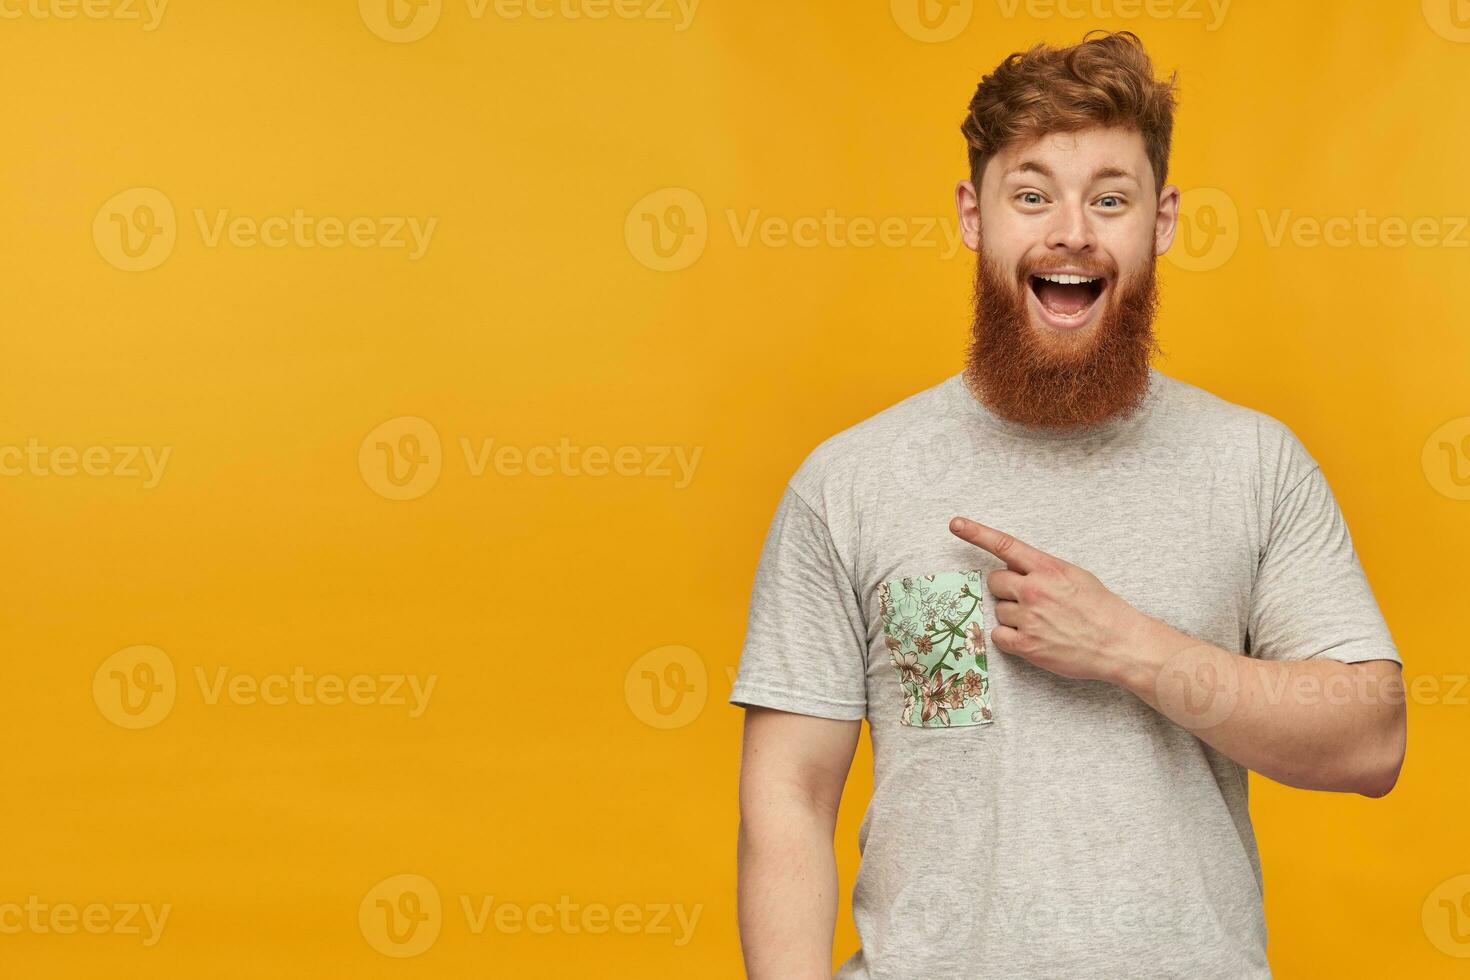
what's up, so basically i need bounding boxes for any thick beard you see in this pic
[963,249,1161,431]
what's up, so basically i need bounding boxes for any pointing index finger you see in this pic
[949,517,1050,573]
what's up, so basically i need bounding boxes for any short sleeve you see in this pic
[728,484,869,720]
[1247,463,1400,665]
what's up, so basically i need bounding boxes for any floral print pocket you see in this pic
[877,571,993,728]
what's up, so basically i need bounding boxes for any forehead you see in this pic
[982,126,1153,188]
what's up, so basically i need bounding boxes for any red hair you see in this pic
[961,31,1179,191]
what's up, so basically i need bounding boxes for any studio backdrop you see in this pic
[1,1,1467,977]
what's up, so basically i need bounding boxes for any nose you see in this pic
[1045,199,1096,253]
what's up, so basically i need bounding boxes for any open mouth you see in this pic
[1027,271,1107,328]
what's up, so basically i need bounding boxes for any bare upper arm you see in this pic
[738,707,861,823]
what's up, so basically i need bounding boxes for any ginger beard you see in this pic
[963,242,1161,430]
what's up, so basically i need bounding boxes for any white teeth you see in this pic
[1037,273,1099,285]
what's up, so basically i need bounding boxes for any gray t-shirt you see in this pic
[729,367,1400,980]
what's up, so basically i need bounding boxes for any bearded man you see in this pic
[729,31,1405,980]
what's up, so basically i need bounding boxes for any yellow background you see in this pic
[2,0,1468,976]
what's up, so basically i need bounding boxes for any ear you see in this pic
[1154,183,1181,256]
[955,179,981,253]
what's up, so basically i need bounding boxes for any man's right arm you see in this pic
[736,706,861,980]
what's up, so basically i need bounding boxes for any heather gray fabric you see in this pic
[729,368,1400,980]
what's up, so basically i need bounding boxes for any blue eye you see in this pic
[1020,192,1044,206]
[1098,196,1122,208]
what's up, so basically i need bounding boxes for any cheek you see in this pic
[978,214,1033,267]
[1102,224,1158,277]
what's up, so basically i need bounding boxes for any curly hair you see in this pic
[961,31,1179,191]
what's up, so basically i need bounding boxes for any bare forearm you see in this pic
[737,805,839,980]
[1117,618,1406,796]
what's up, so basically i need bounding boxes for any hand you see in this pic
[948,516,1157,685]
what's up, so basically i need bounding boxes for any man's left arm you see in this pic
[948,515,1407,798]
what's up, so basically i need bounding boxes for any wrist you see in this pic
[1104,610,1177,695]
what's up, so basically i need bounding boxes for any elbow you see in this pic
[1355,705,1407,799]
[1357,766,1399,799]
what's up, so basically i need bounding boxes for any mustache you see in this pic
[1015,258,1119,281]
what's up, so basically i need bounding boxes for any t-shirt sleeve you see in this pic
[1247,456,1400,666]
[728,484,869,721]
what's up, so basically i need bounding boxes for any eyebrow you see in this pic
[1005,161,1139,184]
